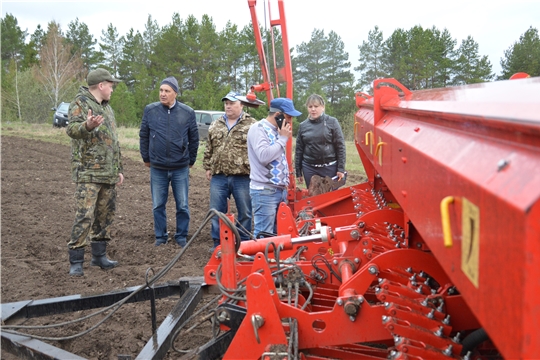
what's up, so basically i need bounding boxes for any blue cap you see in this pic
[270,98,302,117]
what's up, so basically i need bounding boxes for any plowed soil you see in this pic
[1,136,215,359]
[1,135,365,359]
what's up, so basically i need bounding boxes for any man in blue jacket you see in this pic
[139,76,199,246]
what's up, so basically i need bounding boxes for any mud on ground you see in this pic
[1,136,217,359]
[1,135,366,359]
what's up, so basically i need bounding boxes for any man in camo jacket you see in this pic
[65,68,124,276]
[203,91,264,250]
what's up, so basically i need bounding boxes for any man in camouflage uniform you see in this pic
[203,91,264,250]
[65,68,124,276]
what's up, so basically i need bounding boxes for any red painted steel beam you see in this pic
[247,0,272,102]
[354,77,540,359]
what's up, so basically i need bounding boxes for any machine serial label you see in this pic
[461,197,480,288]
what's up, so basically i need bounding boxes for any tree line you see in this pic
[2,12,539,140]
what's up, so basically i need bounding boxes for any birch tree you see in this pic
[35,21,83,106]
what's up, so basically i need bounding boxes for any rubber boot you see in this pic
[90,241,118,270]
[68,248,85,276]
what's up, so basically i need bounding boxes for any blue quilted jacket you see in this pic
[139,101,199,169]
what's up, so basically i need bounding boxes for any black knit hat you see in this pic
[161,76,179,93]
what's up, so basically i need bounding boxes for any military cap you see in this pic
[87,68,121,86]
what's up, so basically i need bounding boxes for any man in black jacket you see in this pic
[139,76,199,246]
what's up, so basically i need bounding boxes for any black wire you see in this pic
[2,209,228,341]
[311,254,342,283]
[209,208,243,252]
[234,217,254,240]
[291,246,308,261]
[170,294,222,353]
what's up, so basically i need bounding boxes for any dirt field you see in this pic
[1,135,365,359]
[0,135,217,359]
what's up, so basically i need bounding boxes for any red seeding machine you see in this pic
[205,0,540,358]
[2,1,539,359]
[202,71,540,358]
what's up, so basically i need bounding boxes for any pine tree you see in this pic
[20,29,41,70]
[1,14,27,67]
[499,27,540,79]
[219,21,244,89]
[66,18,101,74]
[1,14,27,120]
[151,13,184,92]
[142,15,160,65]
[120,29,146,90]
[233,24,266,107]
[452,36,494,85]
[180,15,201,91]
[294,29,328,95]
[100,24,124,76]
[109,82,138,127]
[194,15,220,89]
[323,30,354,105]
[356,26,385,91]
[430,28,456,88]
[382,28,409,87]
[406,26,437,89]
[132,65,154,120]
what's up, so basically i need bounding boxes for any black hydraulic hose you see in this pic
[460,328,490,356]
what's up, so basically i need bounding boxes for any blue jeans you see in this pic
[250,187,287,238]
[210,174,252,245]
[150,167,190,246]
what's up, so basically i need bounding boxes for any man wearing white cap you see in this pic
[203,91,263,250]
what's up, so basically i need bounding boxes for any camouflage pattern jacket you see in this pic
[66,86,123,185]
[203,112,256,176]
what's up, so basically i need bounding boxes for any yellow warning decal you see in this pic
[461,197,480,288]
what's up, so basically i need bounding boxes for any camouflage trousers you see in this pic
[68,182,117,250]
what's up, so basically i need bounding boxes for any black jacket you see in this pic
[139,101,199,169]
[295,113,346,176]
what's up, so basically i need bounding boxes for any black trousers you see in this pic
[301,161,338,188]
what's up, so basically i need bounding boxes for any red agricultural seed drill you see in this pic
[201,1,540,359]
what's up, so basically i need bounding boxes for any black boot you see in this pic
[90,241,118,270]
[68,248,85,276]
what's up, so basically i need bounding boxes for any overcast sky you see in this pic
[3,0,540,78]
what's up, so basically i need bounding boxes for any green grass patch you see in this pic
[1,122,365,174]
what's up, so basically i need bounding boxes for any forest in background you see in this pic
[2,12,539,140]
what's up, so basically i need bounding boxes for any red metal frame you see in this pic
[204,1,540,358]
[354,77,540,359]
[203,75,540,359]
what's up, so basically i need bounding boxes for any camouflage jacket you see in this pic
[66,86,123,185]
[203,112,256,176]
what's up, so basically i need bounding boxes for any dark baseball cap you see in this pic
[270,98,302,117]
[87,68,121,86]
